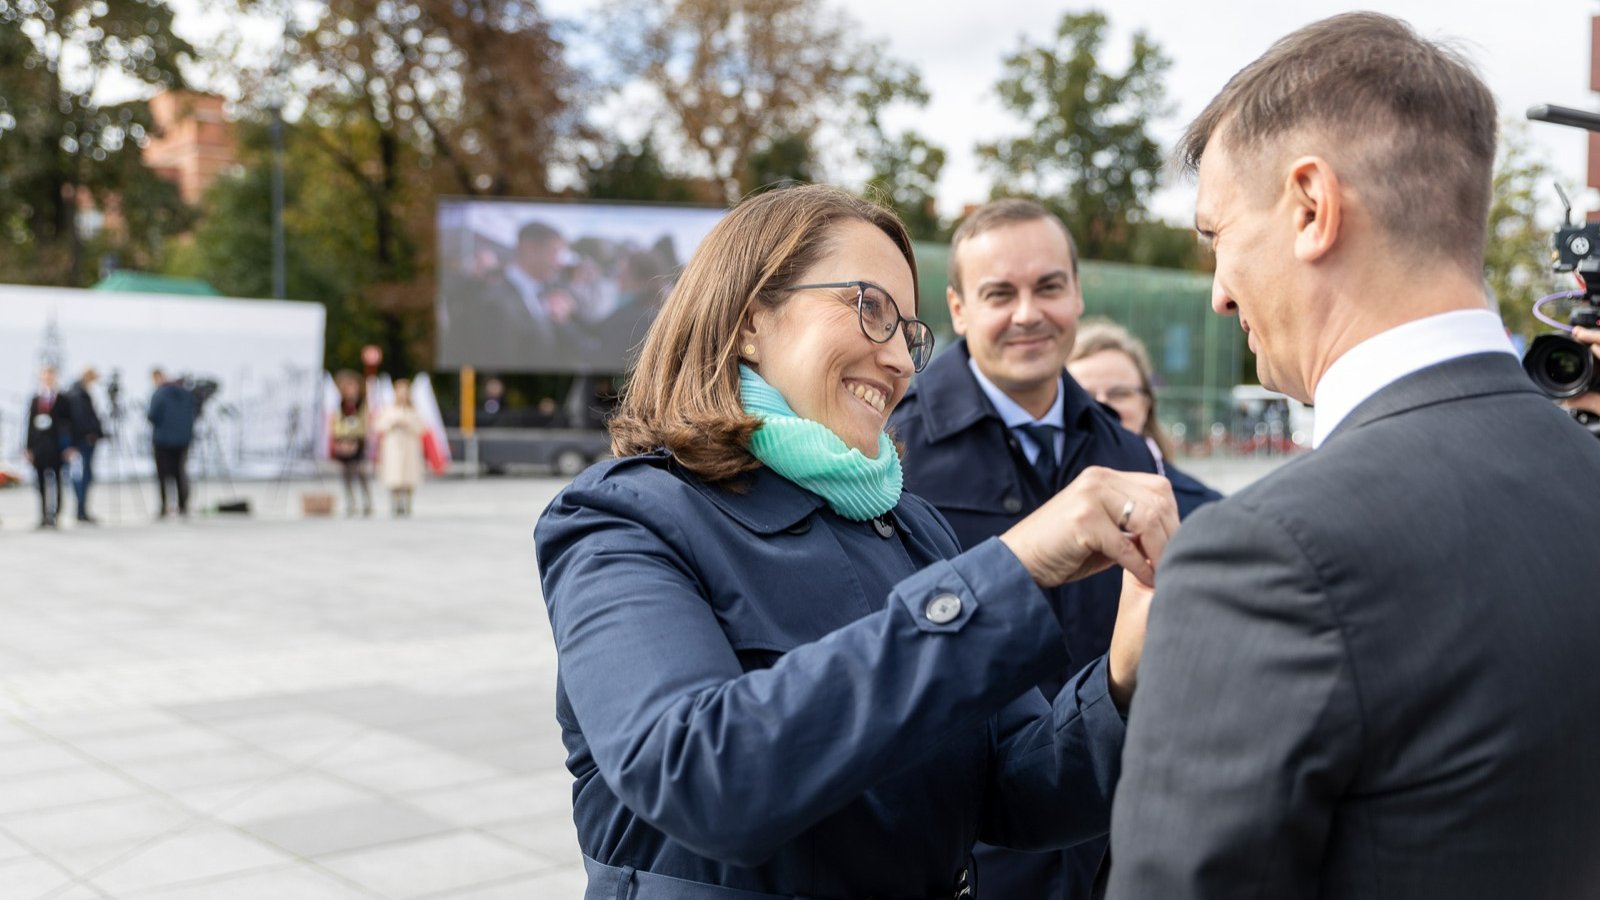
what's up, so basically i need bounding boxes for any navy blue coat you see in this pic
[889,341,1162,900]
[890,341,1158,682]
[536,451,1127,899]
[147,383,197,449]
[1164,462,1223,521]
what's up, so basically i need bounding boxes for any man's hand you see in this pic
[1573,325,1600,358]
[1000,466,1180,587]
[1109,571,1156,711]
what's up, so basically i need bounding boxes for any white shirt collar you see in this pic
[967,357,1065,429]
[967,358,1065,464]
[1311,309,1516,448]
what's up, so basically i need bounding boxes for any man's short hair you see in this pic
[517,221,562,247]
[1179,12,1496,269]
[948,199,1079,295]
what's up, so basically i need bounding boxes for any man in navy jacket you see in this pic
[889,199,1156,900]
[147,369,197,518]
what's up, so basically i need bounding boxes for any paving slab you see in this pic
[0,462,1285,898]
[0,475,584,898]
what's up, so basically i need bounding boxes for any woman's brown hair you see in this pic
[610,184,916,483]
[1069,318,1172,460]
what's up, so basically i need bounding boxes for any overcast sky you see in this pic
[830,0,1599,220]
[167,1,1600,223]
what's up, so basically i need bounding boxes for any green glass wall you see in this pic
[911,242,1243,451]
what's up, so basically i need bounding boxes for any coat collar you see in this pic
[675,454,828,535]
[1325,352,1540,445]
[907,339,1102,444]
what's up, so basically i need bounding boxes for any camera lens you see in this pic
[1524,333,1596,399]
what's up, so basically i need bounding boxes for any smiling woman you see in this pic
[534,183,1180,899]
[534,184,1177,896]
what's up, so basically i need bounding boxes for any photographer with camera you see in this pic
[148,368,197,520]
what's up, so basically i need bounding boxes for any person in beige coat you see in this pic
[376,378,426,517]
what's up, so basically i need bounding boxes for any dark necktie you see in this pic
[1016,423,1060,487]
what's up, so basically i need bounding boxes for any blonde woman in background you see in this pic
[376,378,426,517]
[1068,318,1223,518]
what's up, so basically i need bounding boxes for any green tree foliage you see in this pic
[171,120,384,366]
[581,137,703,202]
[0,0,194,284]
[1485,124,1565,340]
[605,0,939,206]
[205,0,586,370]
[746,133,814,192]
[978,11,1172,263]
[854,63,945,241]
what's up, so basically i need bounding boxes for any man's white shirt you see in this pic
[968,358,1066,465]
[1311,308,1517,448]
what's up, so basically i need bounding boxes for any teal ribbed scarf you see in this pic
[739,365,901,521]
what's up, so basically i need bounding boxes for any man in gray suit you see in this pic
[1108,13,1600,899]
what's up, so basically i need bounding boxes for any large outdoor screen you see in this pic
[436,199,727,373]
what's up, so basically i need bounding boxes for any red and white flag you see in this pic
[412,372,452,475]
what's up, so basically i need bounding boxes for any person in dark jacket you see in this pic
[63,367,105,523]
[147,368,197,519]
[23,365,76,529]
[1069,319,1223,518]
[536,184,1179,900]
[887,200,1159,900]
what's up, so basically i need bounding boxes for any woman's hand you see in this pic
[999,466,1179,587]
[1108,571,1155,711]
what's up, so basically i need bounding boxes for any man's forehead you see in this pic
[960,220,1073,282]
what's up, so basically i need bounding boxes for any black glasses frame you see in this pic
[778,280,936,372]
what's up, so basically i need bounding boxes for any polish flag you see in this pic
[412,373,452,475]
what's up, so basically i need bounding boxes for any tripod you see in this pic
[191,407,241,515]
[99,374,149,523]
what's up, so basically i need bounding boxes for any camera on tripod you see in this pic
[1521,219,1600,399]
[1521,105,1600,406]
[183,376,222,416]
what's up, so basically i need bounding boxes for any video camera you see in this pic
[183,376,221,416]
[1521,106,1600,409]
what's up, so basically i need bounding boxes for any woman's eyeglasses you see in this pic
[778,281,936,372]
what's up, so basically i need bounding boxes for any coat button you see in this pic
[871,515,896,538]
[784,518,811,535]
[925,593,962,624]
[1002,495,1022,514]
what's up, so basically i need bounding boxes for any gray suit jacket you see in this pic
[1108,353,1600,899]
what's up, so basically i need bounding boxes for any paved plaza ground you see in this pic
[0,458,1281,898]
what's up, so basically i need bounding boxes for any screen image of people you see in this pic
[436,201,725,372]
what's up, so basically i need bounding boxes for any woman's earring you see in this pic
[743,343,756,359]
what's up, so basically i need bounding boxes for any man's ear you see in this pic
[1287,156,1341,262]
[947,285,968,337]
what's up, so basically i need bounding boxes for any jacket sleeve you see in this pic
[1106,498,1362,899]
[979,656,1125,851]
[537,476,1096,868]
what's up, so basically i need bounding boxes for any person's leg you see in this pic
[174,445,191,515]
[49,465,65,524]
[357,465,372,516]
[34,464,51,525]
[74,442,95,520]
[400,488,412,515]
[153,445,173,516]
[341,462,357,515]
